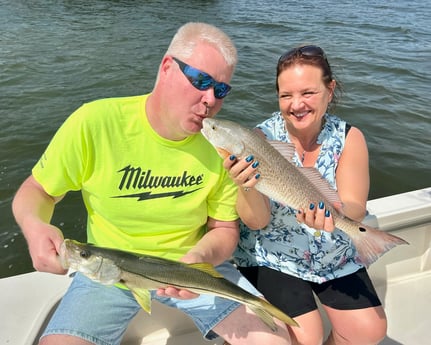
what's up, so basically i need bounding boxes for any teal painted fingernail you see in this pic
[255,173,261,179]
[309,203,315,210]
[252,161,259,168]
[245,155,254,162]
[325,210,330,217]
[319,201,324,209]
[229,155,236,161]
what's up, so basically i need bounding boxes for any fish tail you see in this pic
[248,305,278,331]
[248,299,299,331]
[351,223,409,267]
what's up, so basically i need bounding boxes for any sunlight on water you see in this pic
[1,0,430,277]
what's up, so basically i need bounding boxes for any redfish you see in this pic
[201,118,408,267]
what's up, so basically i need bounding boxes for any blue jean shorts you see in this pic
[42,261,261,345]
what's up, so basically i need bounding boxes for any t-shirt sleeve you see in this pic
[32,104,92,196]
[206,164,239,222]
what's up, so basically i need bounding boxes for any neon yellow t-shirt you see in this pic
[33,94,238,260]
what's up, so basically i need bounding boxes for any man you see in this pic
[12,22,291,345]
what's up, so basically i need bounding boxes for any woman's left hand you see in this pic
[296,201,335,232]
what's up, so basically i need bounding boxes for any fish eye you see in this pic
[80,250,91,258]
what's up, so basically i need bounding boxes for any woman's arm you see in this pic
[296,126,370,230]
[224,155,271,230]
[336,126,370,221]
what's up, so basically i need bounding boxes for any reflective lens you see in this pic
[173,57,231,99]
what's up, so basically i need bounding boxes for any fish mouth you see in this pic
[200,119,210,138]
[193,114,209,130]
[59,240,70,269]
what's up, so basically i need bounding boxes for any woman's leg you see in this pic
[314,268,387,345]
[238,266,325,345]
[288,309,324,345]
[323,305,387,345]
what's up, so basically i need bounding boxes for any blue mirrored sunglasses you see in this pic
[172,57,231,99]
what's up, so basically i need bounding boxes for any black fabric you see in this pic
[238,266,382,318]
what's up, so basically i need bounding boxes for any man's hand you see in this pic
[27,223,68,274]
[156,286,200,299]
[155,251,203,299]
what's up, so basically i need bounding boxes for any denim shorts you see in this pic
[42,261,261,345]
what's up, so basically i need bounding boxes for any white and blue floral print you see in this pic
[234,112,363,283]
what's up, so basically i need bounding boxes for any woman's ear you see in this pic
[328,79,336,101]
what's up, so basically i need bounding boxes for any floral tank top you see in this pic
[233,112,364,283]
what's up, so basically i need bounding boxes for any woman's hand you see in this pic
[223,154,271,229]
[296,201,335,232]
[223,154,260,190]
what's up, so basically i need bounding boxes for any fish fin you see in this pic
[268,141,343,210]
[332,201,345,215]
[188,263,225,278]
[268,141,296,161]
[299,167,343,206]
[247,298,299,331]
[216,148,231,159]
[256,299,299,328]
[350,223,409,267]
[131,288,152,314]
[248,305,278,331]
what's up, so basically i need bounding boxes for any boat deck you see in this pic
[1,188,430,345]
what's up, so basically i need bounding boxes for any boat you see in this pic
[1,187,430,345]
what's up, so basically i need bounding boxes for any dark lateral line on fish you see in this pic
[121,274,242,297]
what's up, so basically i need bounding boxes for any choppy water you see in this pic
[1,0,430,278]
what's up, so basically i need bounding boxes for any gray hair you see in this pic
[165,22,237,68]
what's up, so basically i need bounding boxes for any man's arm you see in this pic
[12,175,67,274]
[156,217,239,299]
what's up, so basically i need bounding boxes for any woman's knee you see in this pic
[289,310,324,345]
[328,321,386,345]
[326,306,387,344]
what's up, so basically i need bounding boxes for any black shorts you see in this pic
[238,266,382,318]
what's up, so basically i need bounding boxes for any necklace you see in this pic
[297,118,326,164]
[301,150,306,163]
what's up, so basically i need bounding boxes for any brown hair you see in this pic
[276,45,341,108]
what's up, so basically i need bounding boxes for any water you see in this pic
[1,0,430,278]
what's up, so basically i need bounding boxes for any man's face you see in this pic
[159,43,234,140]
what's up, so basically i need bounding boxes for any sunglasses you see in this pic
[172,57,232,99]
[279,45,328,62]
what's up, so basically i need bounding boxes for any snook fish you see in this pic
[201,118,408,267]
[60,239,298,330]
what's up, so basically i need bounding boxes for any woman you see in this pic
[225,45,387,344]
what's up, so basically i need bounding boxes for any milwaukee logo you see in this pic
[113,165,204,201]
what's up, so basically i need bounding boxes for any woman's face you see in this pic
[277,63,335,131]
